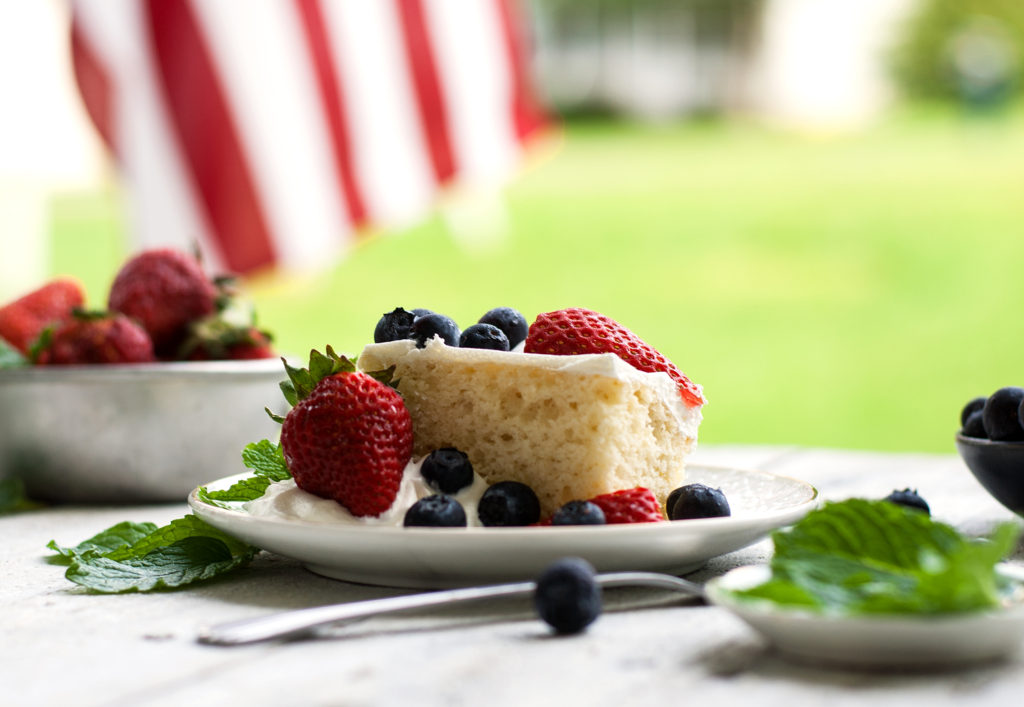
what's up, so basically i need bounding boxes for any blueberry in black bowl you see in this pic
[982,387,1024,441]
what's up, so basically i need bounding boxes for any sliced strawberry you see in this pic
[278,348,412,517]
[0,278,85,354]
[588,487,665,524]
[524,307,705,408]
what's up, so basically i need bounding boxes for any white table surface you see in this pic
[3,445,1023,707]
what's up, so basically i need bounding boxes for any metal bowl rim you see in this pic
[0,358,286,384]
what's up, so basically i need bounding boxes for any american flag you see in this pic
[70,0,546,275]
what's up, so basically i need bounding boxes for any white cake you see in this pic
[357,338,702,516]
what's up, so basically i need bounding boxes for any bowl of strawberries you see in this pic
[0,248,286,503]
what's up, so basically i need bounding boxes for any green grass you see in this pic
[47,110,1024,453]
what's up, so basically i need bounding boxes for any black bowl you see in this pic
[956,433,1024,516]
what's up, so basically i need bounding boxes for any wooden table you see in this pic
[3,445,1023,706]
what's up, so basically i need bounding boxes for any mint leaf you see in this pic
[65,536,255,593]
[47,520,158,564]
[0,477,41,513]
[0,338,27,368]
[729,499,1020,615]
[198,477,272,508]
[241,439,291,481]
[47,515,257,593]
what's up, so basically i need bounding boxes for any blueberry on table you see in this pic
[373,308,416,343]
[534,557,602,635]
[982,387,1024,441]
[961,396,986,427]
[550,500,606,526]
[403,494,467,527]
[459,323,510,351]
[883,488,930,515]
[962,409,987,439]
[421,448,475,494]
[478,307,528,350]
[478,481,541,526]
[410,313,460,348]
[668,484,731,520]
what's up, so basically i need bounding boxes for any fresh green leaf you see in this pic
[241,439,291,481]
[47,514,258,593]
[198,476,273,507]
[282,347,357,404]
[728,499,1020,615]
[0,339,27,369]
[0,477,41,513]
[65,536,256,593]
[47,520,158,564]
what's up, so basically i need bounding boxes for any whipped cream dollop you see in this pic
[244,457,490,527]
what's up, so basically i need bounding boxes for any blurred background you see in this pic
[2,0,1024,453]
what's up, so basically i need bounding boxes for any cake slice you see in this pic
[357,338,702,517]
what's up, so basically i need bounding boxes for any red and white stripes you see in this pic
[70,0,546,276]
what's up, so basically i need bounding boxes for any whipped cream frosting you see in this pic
[245,456,490,527]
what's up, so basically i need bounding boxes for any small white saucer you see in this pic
[706,565,1024,669]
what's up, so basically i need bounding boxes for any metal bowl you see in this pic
[0,360,287,503]
[956,433,1024,517]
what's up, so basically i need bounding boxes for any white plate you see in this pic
[707,565,1024,668]
[188,465,818,588]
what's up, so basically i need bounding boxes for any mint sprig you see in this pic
[728,499,1020,615]
[47,515,257,593]
[198,439,291,509]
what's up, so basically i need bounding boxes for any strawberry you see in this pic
[278,348,412,517]
[108,248,217,358]
[524,307,705,408]
[35,310,155,365]
[181,315,275,361]
[0,278,85,354]
[588,487,665,524]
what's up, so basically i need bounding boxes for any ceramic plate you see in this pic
[707,565,1024,668]
[188,465,818,588]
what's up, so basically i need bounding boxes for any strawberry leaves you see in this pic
[269,347,396,423]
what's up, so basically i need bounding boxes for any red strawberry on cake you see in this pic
[279,348,413,517]
[588,487,665,524]
[525,307,705,408]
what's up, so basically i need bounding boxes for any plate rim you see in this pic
[187,463,820,538]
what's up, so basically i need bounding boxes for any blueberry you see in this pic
[410,313,460,348]
[459,323,509,351]
[961,396,986,427]
[883,488,930,515]
[478,481,541,526]
[668,484,731,520]
[421,448,474,494]
[411,308,435,320]
[982,387,1024,441]
[478,307,528,350]
[963,409,987,438]
[374,308,416,343]
[533,557,602,635]
[550,500,606,526]
[403,494,467,527]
